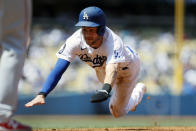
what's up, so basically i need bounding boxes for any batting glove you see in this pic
[90,83,112,103]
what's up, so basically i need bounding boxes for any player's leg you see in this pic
[109,57,145,118]
[109,77,136,118]
[0,0,32,130]
[0,46,2,58]
[129,82,147,112]
[0,1,3,59]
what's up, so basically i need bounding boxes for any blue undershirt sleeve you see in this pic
[39,58,70,97]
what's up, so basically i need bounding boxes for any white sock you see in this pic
[127,83,146,111]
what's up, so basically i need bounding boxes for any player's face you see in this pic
[82,27,103,49]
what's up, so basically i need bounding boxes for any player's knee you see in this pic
[8,47,26,67]
[9,46,26,58]
[109,104,125,118]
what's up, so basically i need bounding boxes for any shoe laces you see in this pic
[8,120,19,129]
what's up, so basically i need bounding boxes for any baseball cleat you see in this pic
[131,83,147,112]
[0,119,32,131]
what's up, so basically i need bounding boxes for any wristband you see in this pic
[102,83,112,93]
[38,92,47,97]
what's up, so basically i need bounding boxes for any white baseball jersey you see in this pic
[57,27,143,118]
[56,27,137,71]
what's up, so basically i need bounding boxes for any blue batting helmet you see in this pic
[75,6,106,36]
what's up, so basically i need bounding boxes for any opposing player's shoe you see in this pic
[0,119,32,131]
[131,83,147,112]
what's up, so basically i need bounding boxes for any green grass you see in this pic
[14,115,196,129]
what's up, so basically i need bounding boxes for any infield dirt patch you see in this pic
[33,127,196,131]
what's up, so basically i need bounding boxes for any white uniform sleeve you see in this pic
[56,37,77,62]
[106,36,126,64]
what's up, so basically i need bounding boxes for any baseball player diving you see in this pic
[25,6,147,118]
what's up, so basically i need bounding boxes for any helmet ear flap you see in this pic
[97,26,105,36]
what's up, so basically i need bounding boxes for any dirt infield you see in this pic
[33,127,196,131]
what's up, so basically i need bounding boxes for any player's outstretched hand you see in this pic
[25,95,45,107]
[90,90,110,103]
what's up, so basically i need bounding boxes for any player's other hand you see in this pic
[25,95,45,107]
[90,89,110,103]
[90,83,112,103]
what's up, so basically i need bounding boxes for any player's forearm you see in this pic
[104,63,118,86]
[39,70,62,97]
[90,63,118,103]
[39,58,70,97]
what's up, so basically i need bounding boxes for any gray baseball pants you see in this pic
[0,0,31,122]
